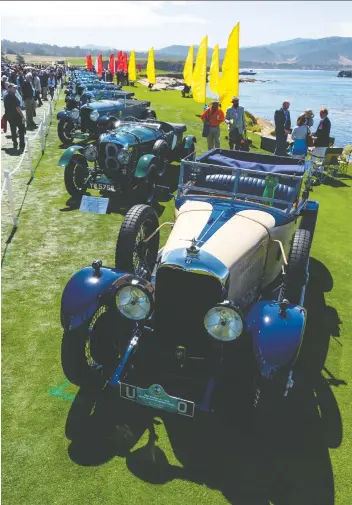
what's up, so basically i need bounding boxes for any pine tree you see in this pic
[15,53,25,65]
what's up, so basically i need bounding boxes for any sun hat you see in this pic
[231,96,239,101]
[305,109,313,115]
[212,98,220,104]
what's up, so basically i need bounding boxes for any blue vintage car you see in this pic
[57,118,195,202]
[57,97,156,146]
[60,149,317,423]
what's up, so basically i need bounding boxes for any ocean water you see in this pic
[206,69,352,146]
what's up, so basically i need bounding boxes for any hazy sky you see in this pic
[1,1,351,50]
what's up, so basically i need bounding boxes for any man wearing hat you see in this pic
[4,83,26,152]
[201,99,225,149]
[22,73,36,127]
[225,96,246,150]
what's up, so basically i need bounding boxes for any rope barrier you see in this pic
[1,82,62,229]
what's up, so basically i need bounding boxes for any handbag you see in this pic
[202,122,210,138]
[1,114,7,133]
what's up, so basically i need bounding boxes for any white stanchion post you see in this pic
[49,100,52,122]
[25,134,34,177]
[40,121,45,153]
[43,110,47,134]
[4,170,18,228]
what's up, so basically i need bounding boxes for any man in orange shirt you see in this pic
[201,99,225,150]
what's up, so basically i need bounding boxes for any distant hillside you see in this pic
[2,37,352,69]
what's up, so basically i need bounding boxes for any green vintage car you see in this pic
[57,118,196,203]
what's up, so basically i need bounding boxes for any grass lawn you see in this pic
[2,84,352,505]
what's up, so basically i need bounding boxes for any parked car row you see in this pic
[59,69,319,431]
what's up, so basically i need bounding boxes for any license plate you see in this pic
[88,182,116,192]
[120,383,195,418]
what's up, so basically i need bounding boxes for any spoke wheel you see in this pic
[61,305,120,387]
[115,205,159,280]
[58,120,75,146]
[64,154,89,200]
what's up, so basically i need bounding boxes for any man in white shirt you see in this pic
[225,96,246,150]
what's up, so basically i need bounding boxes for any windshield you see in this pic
[178,156,311,213]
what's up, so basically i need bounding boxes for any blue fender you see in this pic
[61,265,127,331]
[246,301,307,379]
[300,199,319,217]
[57,146,84,168]
[134,154,157,179]
[57,110,71,121]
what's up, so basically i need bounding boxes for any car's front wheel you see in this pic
[58,119,75,146]
[61,306,120,387]
[283,229,311,304]
[64,154,89,200]
[115,204,160,279]
[152,140,169,177]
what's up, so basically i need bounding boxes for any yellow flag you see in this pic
[209,44,219,95]
[147,47,156,84]
[192,36,208,104]
[183,45,194,87]
[219,23,240,113]
[128,50,137,81]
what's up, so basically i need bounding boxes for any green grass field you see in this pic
[2,84,352,505]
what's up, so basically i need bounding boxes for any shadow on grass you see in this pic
[59,162,179,217]
[65,257,342,505]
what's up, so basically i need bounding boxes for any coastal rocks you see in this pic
[138,77,184,90]
[337,70,352,77]
[138,76,273,90]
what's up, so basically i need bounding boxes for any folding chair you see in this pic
[311,147,344,184]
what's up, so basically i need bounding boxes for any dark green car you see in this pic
[57,119,196,204]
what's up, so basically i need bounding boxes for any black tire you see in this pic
[115,204,159,279]
[58,120,75,146]
[61,306,120,387]
[152,140,169,177]
[283,229,311,304]
[64,154,89,200]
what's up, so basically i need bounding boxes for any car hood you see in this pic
[160,200,275,280]
[109,124,163,144]
[81,100,125,112]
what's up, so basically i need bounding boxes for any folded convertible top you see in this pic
[196,149,306,176]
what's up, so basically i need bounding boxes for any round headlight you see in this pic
[116,280,154,321]
[84,145,98,162]
[90,110,99,121]
[117,148,131,165]
[204,302,243,342]
[71,108,80,120]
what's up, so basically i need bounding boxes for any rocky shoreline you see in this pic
[138,76,272,91]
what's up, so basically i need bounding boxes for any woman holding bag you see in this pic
[201,99,225,150]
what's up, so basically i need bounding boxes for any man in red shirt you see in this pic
[201,99,225,150]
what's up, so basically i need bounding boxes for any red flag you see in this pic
[97,54,103,76]
[86,54,93,71]
[123,53,128,73]
[117,51,123,71]
[109,54,115,76]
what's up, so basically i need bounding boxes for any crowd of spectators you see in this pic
[1,63,67,152]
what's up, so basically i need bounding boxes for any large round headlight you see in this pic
[90,110,99,121]
[204,302,243,342]
[71,108,80,120]
[117,148,131,165]
[84,145,98,162]
[116,278,154,321]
